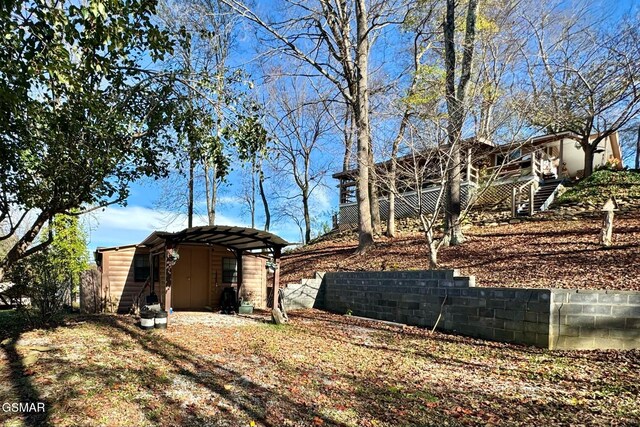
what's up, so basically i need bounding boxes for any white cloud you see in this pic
[85,205,250,251]
[311,185,332,212]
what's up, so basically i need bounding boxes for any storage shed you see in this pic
[94,226,289,313]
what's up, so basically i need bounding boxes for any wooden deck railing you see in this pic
[485,149,544,182]
[511,178,539,217]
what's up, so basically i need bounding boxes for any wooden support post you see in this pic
[511,187,517,218]
[600,198,618,247]
[559,139,564,175]
[272,247,281,311]
[235,249,243,303]
[529,184,535,216]
[164,242,173,317]
[148,253,154,296]
[466,149,472,182]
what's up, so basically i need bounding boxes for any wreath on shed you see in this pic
[166,247,180,277]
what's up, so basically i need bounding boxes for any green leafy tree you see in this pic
[232,109,270,230]
[0,0,181,280]
[9,214,89,324]
[45,214,89,297]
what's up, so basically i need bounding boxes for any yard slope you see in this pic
[281,213,640,291]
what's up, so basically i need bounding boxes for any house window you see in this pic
[509,148,522,161]
[134,254,159,282]
[222,258,237,283]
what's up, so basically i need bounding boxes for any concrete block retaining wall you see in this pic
[550,290,640,350]
[283,270,640,349]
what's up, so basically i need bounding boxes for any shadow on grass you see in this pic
[96,316,346,427]
[1,311,52,427]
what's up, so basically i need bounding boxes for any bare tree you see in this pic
[219,0,407,253]
[523,6,640,177]
[266,76,335,244]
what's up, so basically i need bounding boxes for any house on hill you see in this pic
[92,226,288,313]
[333,131,623,225]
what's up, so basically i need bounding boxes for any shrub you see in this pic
[9,253,74,327]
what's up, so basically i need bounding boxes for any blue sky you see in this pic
[84,169,335,253]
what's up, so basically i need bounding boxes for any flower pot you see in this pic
[238,302,254,315]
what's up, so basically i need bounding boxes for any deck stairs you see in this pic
[516,179,564,216]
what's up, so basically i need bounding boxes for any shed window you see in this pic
[134,254,159,282]
[222,257,237,283]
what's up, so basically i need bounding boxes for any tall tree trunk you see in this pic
[354,0,374,253]
[302,187,311,244]
[387,188,396,237]
[188,152,194,228]
[386,111,410,238]
[258,167,270,231]
[478,100,494,141]
[447,140,463,244]
[250,159,256,228]
[443,0,479,246]
[444,0,460,246]
[369,148,381,235]
[343,109,354,172]
[636,126,640,170]
[583,140,595,178]
[204,162,217,225]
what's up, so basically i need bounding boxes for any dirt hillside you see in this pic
[280,212,640,291]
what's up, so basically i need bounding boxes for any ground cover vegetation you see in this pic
[1,310,639,426]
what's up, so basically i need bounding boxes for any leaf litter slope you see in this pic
[281,215,640,290]
[1,311,638,426]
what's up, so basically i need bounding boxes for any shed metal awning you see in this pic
[141,225,289,252]
[144,226,289,314]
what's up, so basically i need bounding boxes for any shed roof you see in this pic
[141,225,289,252]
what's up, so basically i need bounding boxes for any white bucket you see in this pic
[140,316,155,329]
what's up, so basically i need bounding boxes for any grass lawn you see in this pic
[1,310,639,426]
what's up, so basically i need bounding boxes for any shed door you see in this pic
[172,246,210,310]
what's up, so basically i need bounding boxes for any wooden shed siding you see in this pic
[102,243,268,312]
[240,256,267,308]
[100,246,156,313]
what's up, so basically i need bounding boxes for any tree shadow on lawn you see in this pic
[289,311,543,354]
[238,325,606,426]
[1,334,53,427]
[33,349,225,426]
[455,241,640,270]
[99,316,348,427]
[285,311,633,390]
[296,320,639,425]
[0,310,79,426]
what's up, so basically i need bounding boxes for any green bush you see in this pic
[10,254,74,327]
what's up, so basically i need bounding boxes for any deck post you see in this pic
[529,184,535,216]
[559,139,564,174]
[511,187,517,217]
[272,247,281,310]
